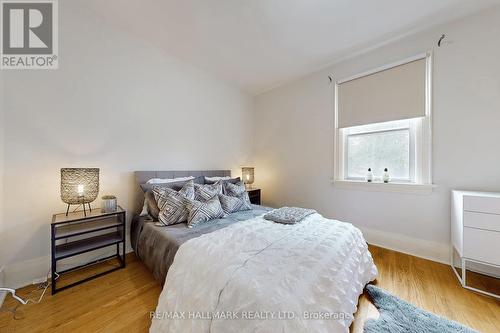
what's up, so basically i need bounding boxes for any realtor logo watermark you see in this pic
[1,0,58,69]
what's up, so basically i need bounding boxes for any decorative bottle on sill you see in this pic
[366,168,373,183]
[383,168,391,183]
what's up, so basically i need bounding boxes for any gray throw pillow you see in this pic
[186,196,225,228]
[218,193,251,214]
[264,207,316,224]
[153,181,195,226]
[145,190,160,219]
[224,181,251,206]
[194,182,223,202]
[140,176,203,218]
[224,181,246,197]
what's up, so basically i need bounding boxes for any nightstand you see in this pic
[51,207,126,294]
[247,188,261,205]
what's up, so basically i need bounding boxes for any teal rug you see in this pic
[364,285,477,333]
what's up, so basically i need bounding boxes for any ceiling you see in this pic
[84,0,500,95]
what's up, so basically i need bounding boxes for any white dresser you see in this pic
[451,190,500,299]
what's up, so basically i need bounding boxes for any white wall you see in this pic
[0,72,4,239]
[0,71,5,305]
[1,2,254,287]
[254,7,500,263]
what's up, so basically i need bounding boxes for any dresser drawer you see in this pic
[464,211,500,232]
[464,195,500,214]
[463,227,500,265]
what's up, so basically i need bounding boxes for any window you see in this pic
[341,119,417,182]
[333,53,433,193]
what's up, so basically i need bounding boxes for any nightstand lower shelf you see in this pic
[51,207,126,294]
[55,232,123,260]
[54,255,124,293]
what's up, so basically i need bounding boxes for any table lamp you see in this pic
[242,167,255,189]
[60,168,99,216]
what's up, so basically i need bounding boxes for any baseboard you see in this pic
[4,247,134,290]
[5,227,451,288]
[4,256,51,289]
[0,228,456,289]
[358,226,450,265]
[0,265,6,307]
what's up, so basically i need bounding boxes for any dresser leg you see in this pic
[461,258,466,287]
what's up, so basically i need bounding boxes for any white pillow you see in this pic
[204,176,231,182]
[146,176,195,184]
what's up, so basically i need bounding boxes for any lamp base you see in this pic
[66,203,93,217]
[245,184,253,190]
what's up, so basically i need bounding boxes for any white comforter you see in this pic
[150,213,377,333]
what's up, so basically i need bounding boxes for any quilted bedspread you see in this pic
[150,213,377,333]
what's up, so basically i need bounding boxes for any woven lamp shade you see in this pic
[242,167,255,186]
[60,168,100,205]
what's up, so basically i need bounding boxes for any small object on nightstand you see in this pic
[383,168,390,183]
[247,188,261,205]
[51,206,126,294]
[102,195,117,213]
[366,168,373,182]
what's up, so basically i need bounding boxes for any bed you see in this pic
[131,170,377,333]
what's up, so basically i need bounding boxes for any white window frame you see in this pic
[333,52,434,194]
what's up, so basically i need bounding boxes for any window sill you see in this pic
[332,179,435,195]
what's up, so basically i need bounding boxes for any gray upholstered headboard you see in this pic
[134,170,231,185]
[132,170,231,214]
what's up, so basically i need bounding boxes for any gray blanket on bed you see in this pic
[263,206,317,224]
[131,205,272,283]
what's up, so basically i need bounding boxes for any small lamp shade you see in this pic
[242,167,255,188]
[60,168,100,205]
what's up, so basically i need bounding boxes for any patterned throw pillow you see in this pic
[224,181,252,207]
[218,193,252,214]
[186,196,225,228]
[194,182,223,202]
[204,177,241,195]
[153,180,195,226]
[224,181,246,197]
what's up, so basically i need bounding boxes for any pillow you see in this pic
[140,176,204,193]
[186,196,225,228]
[139,200,149,216]
[144,190,160,219]
[264,207,316,224]
[194,183,223,202]
[204,176,231,182]
[224,181,252,207]
[146,176,194,184]
[204,177,240,185]
[153,181,195,226]
[224,181,247,197]
[140,177,203,218]
[218,193,251,214]
[140,191,154,216]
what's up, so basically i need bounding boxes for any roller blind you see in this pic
[337,58,427,128]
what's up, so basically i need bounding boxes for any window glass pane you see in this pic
[347,129,410,179]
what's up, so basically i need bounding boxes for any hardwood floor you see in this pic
[1,246,499,332]
[351,246,500,333]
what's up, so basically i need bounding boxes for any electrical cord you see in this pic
[1,253,118,320]
[0,270,57,320]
